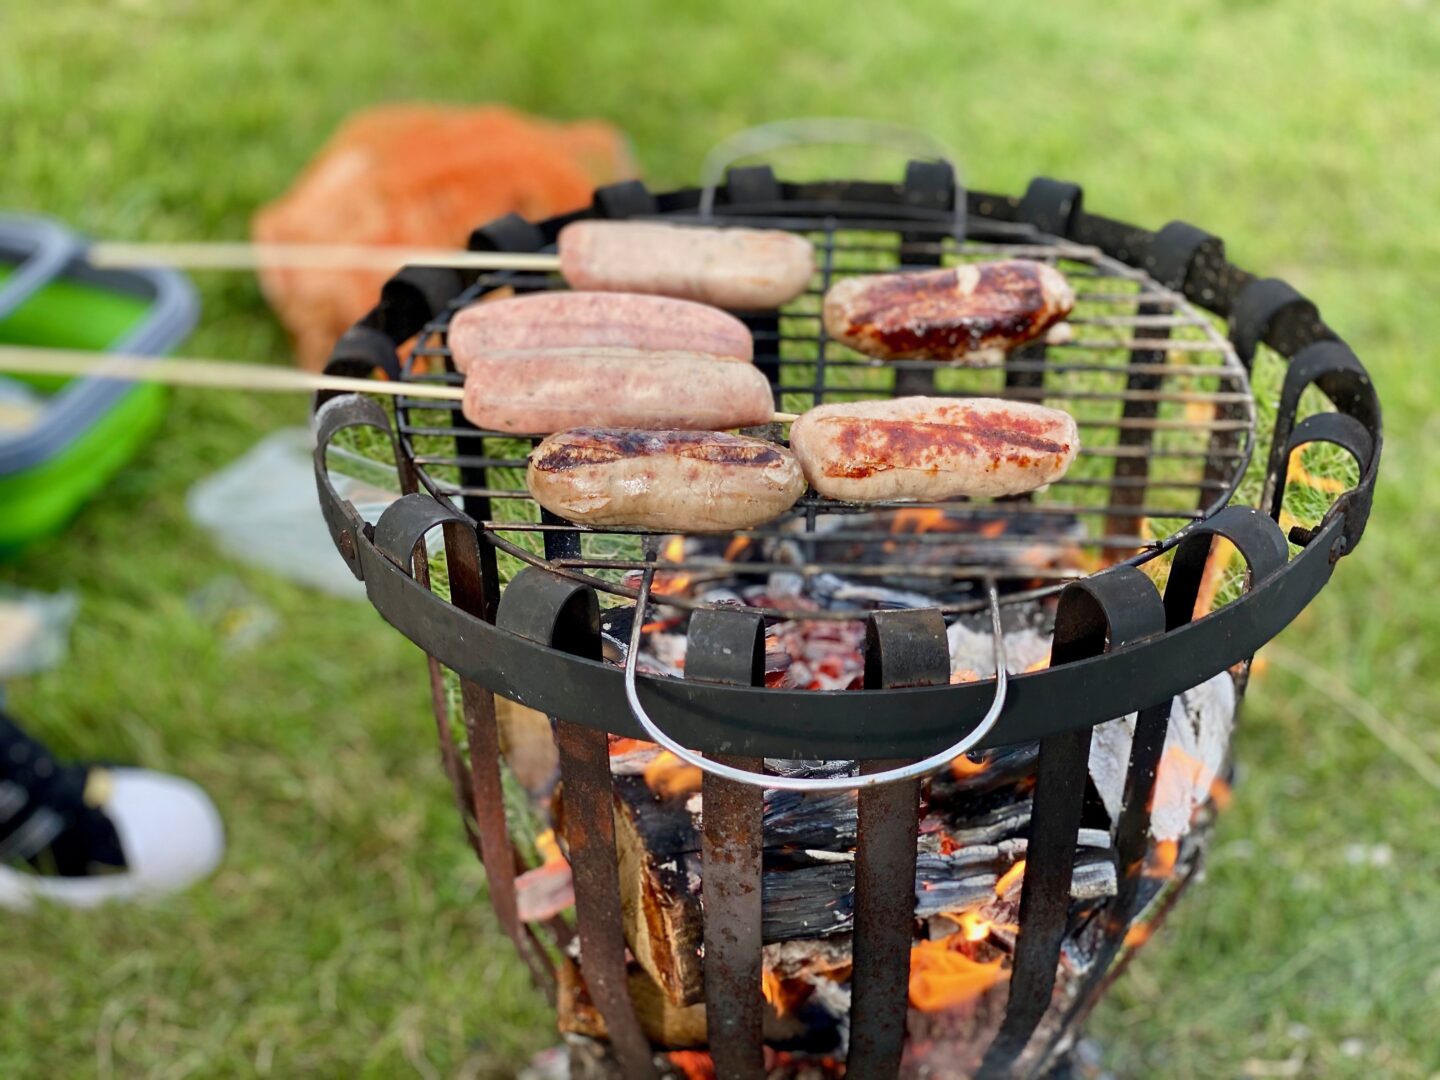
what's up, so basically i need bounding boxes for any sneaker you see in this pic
[0,713,225,911]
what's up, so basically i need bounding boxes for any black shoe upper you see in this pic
[0,710,126,877]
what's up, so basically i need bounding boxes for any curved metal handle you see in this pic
[696,117,964,230]
[623,570,1008,792]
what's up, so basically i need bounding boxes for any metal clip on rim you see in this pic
[623,568,1009,792]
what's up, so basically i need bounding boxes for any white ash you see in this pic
[1087,670,1236,841]
[948,620,1053,678]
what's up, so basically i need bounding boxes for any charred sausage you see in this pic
[822,260,1075,361]
[448,291,753,373]
[559,221,814,310]
[788,396,1079,502]
[528,428,806,532]
[462,348,775,435]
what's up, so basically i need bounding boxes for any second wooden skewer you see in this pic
[0,346,801,423]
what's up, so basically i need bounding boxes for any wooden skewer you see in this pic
[87,241,562,274]
[0,345,801,422]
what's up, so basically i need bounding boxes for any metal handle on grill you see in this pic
[696,117,964,230]
[623,569,1008,792]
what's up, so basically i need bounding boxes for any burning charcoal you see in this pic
[1087,670,1236,839]
[928,743,1041,801]
[948,619,1053,679]
[761,844,1117,943]
[804,572,941,612]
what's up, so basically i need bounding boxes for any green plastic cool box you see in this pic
[0,216,198,557]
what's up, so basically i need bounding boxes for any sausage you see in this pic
[822,260,1075,361]
[788,396,1079,502]
[528,428,806,532]
[462,348,775,435]
[448,290,753,373]
[559,221,814,310]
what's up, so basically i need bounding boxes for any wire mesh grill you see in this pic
[393,212,1255,616]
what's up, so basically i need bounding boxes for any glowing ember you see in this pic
[995,859,1027,897]
[1145,839,1179,879]
[949,668,981,685]
[950,753,988,779]
[661,536,686,563]
[1023,656,1050,674]
[607,736,654,757]
[908,937,1008,1012]
[666,1050,717,1080]
[643,750,703,798]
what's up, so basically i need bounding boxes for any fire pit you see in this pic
[310,163,1380,1079]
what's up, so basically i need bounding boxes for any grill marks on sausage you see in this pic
[823,409,1071,479]
[532,428,786,473]
[830,261,1071,359]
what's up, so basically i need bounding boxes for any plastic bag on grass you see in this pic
[186,427,432,598]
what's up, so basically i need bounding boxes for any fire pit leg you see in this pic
[686,609,768,1080]
[497,570,659,1080]
[980,569,1165,1079]
[848,609,951,1079]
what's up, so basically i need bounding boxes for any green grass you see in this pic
[1,2,1437,1076]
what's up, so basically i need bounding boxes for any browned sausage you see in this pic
[559,221,814,310]
[462,348,775,435]
[447,291,753,373]
[528,428,806,532]
[822,260,1075,361]
[788,396,1080,502]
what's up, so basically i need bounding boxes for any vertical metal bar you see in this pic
[848,609,950,1079]
[979,727,1092,1079]
[495,570,656,1079]
[979,571,1165,1078]
[443,524,554,996]
[687,610,767,1080]
[557,721,658,1078]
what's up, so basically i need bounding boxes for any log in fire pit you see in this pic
[310,161,1380,1079]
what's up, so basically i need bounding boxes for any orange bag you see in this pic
[253,105,635,369]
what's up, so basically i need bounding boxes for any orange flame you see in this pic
[949,668,981,685]
[535,828,564,865]
[958,911,992,942]
[661,536,686,563]
[908,938,1008,1012]
[608,736,655,757]
[724,536,752,561]
[1145,840,1179,879]
[1209,776,1233,813]
[643,750,703,798]
[995,859,1027,897]
[652,572,694,597]
[1124,922,1154,949]
[890,508,953,535]
[1023,656,1050,674]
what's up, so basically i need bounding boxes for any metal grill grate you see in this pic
[393,212,1254,616]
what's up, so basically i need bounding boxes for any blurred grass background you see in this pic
[1,1,1436,1076]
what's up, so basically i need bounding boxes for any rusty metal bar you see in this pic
[848,609,951,1078]
[687,609,768,1080]
[495,570,657,1079]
